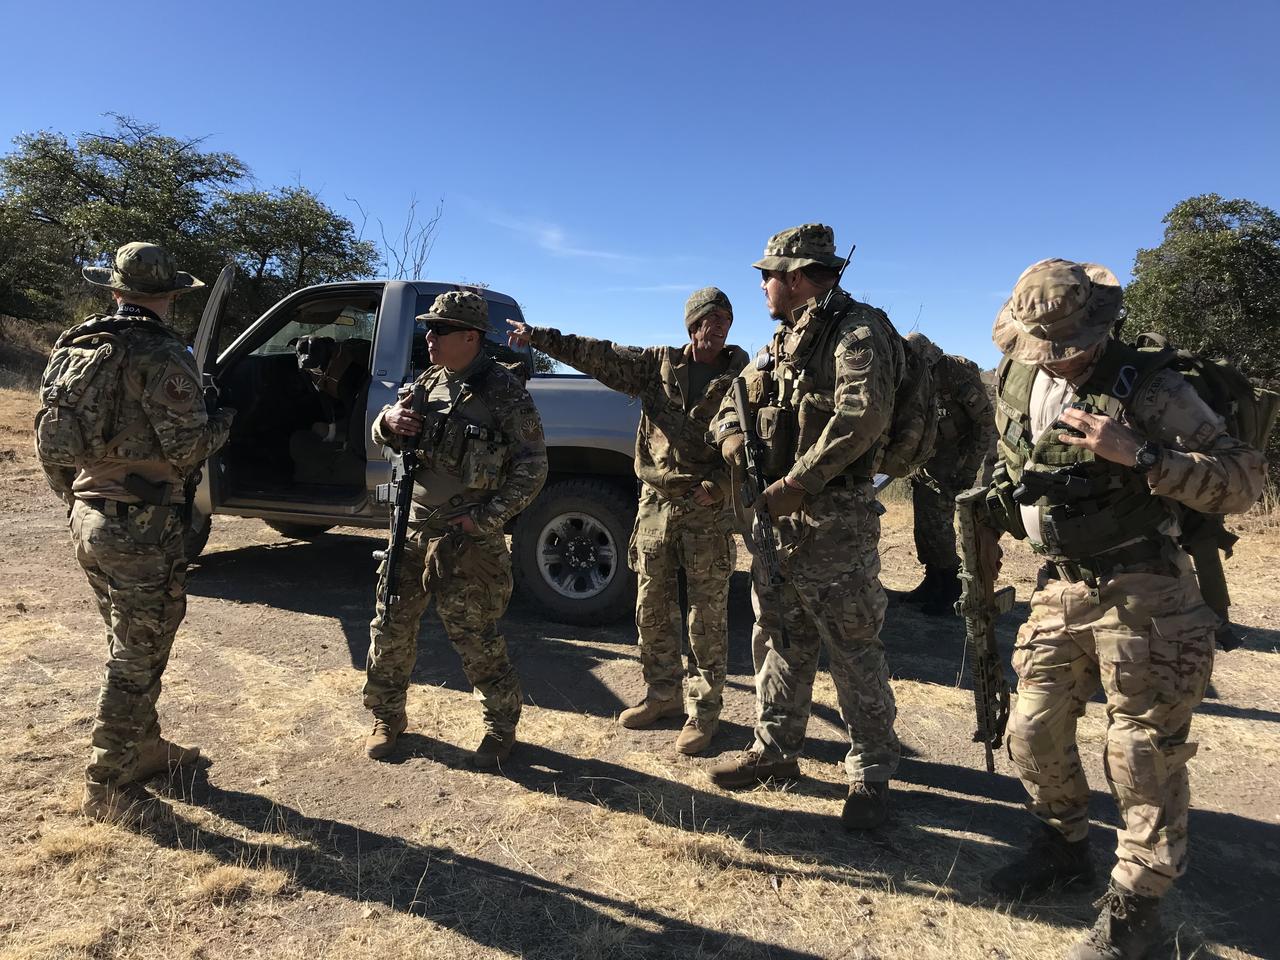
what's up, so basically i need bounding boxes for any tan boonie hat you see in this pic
[416,290,489,332]
[82,242,205,297]
[752,223,846,273]
[684,286,732,332]
[992,258,1123,364]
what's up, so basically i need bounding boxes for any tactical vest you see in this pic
[409,359,511,506]
[994,341,1171,559]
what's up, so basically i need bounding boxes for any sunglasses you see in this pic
[424,322,468,337]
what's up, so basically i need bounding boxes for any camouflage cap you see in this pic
[752,223,846,273]
[416,290,489,332]
[82,242,205,297]
[684,286,733,331]
[992,258,1122,364]
[906,331,944,368]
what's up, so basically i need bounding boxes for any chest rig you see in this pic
[411,358,509,495]
[994,341,1171,560]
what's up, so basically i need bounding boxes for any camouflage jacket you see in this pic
[373,353,547,536]
[921,353,996,490]
[69,315,234,502]
[529,327,749,501]
[720,288,903,494]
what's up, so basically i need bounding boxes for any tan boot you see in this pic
[83,781,165,828]
[840,781,890,831]
[364,713,407,761]
[618,697,683,729]
[128,737,201,783]
[675,717,718,755]
[708,750,800,789]
[470,731,515,769]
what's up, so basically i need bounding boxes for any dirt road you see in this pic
[1,386,1277,960]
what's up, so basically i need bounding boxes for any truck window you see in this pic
[251,299,379,357]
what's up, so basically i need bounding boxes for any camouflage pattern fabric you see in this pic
[528,328,749,501]
[82,241,205,296]
[72,499,190,788]
[366,352,547,733]
[416,290,491,333]
[629,487,735,718]
[364,522,521,734]
[991,258,1123,364]
[751,223,847,273]
[749,485,899,780]
[1007,566,1216,898]
[910,352,996,569]
[684,286,732,331]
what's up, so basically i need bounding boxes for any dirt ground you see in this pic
[1,384,1278,960]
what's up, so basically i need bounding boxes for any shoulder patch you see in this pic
[157,362,199,411]
[520,413,544,442]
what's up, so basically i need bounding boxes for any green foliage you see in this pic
[1123,194,1280,481]
[0,115,377,339]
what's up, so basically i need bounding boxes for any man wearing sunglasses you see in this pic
[508,289,749,755]
[363,291,547,767]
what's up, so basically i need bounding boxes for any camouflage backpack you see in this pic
[875,333,940,478]
[33,315,175,497]
[1124,331,1280,648]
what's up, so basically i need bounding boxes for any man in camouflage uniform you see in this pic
[982,259,1265,959]
[45,242,235,825]
[901,332,996,615]
[364,291,547,767]
[709,224,902,830]
[507,289,749,753]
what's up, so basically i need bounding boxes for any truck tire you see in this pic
[264,520,336,541]
[184,514,212,561]
[513,478,636,625]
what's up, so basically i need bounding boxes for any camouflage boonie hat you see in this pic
[82,242,205,297]
[992,258,1123,364]
[684,286,732,331]
[752,223,846,273]
[906,332,944,368]
[416,290,489,332]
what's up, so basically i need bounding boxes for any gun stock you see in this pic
[955,486,1012,774]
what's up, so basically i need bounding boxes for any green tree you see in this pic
[1123,194,1280,477]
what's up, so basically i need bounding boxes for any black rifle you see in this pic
[955,487,1013,773]
[373,383,426,612]
[731,376,788,648]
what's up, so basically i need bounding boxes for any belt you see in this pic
[1041,539,1177,584]
[81,498,139,519]
[825,474,872,490]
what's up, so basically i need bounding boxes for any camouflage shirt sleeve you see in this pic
[371,379,420,451]
[137,339,233,471]
[788,310,899,494]
[528,327,660,396]
[1130,368,1266,515]
[951,360,997,485]
[474,380,549,536]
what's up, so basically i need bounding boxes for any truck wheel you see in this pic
[184,514,212,561]
[513,479,636,625]
[264,520,336,541]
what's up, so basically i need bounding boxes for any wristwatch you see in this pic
[1133,441,1163,476]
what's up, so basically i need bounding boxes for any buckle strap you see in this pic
[1042,539,1174,584]
[82,498,133,519]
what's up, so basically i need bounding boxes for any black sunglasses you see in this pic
[424,322,468,337]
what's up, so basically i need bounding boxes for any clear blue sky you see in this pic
[3,0,1277,367]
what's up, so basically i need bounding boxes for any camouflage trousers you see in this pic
[750,482,899,782]
[70,499,189,788]
[1007,562,1217,898]
[628,486,735,720]
[364,520,521,736]
[910,474,960,570]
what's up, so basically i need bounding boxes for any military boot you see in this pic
[901,567,940,605]
[471,731,516,769]
[364,713,407,761]
[841,781,890,830]
[674,716,718,755]
[708,750,800,789]
[83,781,165,828]
[128,737,201,783]
[1067,883,1163,960]
[921,567,962,617]
[618,696,683,729]
[986,823,1094,900]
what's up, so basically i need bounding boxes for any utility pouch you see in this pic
[795,394,834,456]
[460,424,507,491]
[755,405,795,478]
[122,473,173,506]
[125,504,175,546]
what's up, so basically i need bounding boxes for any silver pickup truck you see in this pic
[189,269,641,623]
